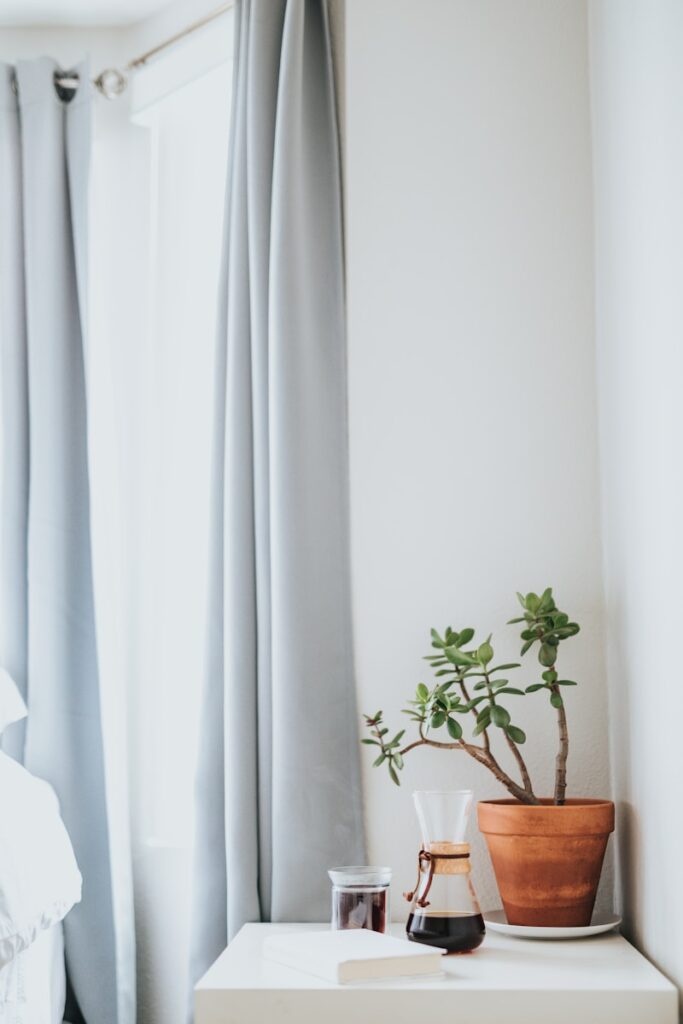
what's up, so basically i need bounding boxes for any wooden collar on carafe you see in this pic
[424,841,471,874]
[428,842,469,857]
[403,842,471,904]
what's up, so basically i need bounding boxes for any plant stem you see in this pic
[469,743,539,804]
[532,621,569,806]
[551,683,569,805]
[457,675,490,754]
[504,733,534,795]
[399,728,540,805]
[482,668,534,798]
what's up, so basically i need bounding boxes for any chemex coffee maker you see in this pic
[404,790,485,953]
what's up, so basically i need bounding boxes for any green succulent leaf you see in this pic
[538,643,557,667]
[506,724,527,744]
[477,641,494,665]
[490,705,511,729]
[550,691,564,709]
[464,696,489,710]
[373,753,386,767]
[388,764,401,786]
[430,711,447,729]
[446,717,463,740]
[444,646,477,667]
[495,687,525,696]
[455,627,475,647]
[557,679,578,686]
[525,683,544,693]
[416,683,429,702]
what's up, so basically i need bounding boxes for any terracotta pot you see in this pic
[477,798,615,927]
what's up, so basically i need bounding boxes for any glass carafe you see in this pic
[405,790,485,953]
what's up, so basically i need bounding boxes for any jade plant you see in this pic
[362,588,579,806]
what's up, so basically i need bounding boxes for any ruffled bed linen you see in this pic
[0,750,81,1022]
[0,751,82,966]
[0,926,65,1024]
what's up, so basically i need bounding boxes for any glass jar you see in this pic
[405,790,485,953]
[328,866,391,933]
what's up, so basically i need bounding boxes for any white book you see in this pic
[262,928,446,984]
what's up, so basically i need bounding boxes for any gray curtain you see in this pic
[190,0,365,986]
[0,59,135,1024]
[0,69,28,766]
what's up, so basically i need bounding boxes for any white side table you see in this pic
[195,922,677,1024]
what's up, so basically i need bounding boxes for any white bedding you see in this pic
[0,925,65,1024]
[0,689,81,1024]
[0,752,82,969]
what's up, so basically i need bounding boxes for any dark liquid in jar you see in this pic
[406,911,485,953]
[335,888,387,932]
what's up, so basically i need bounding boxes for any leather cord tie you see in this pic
[403,846,470,908]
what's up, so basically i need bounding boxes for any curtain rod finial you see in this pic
[94,68,127,100]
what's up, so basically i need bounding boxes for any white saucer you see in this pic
[483,909,622,939]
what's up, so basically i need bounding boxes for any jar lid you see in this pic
[328,865,392,887]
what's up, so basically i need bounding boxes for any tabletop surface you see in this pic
[196,921,676,994]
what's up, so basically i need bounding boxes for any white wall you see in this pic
[590,0,683,1001]
[0,25,127,67]
[345,0,612,915]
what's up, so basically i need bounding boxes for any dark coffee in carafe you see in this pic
[406,911,485,953]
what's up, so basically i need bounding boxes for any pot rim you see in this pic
[478,798,613,809]
[477,797,615,837]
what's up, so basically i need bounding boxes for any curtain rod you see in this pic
[55,0,235,100]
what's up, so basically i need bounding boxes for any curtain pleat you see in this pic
[0,66,29,765]
[0,58,135,1024]
[190,0,366,996]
